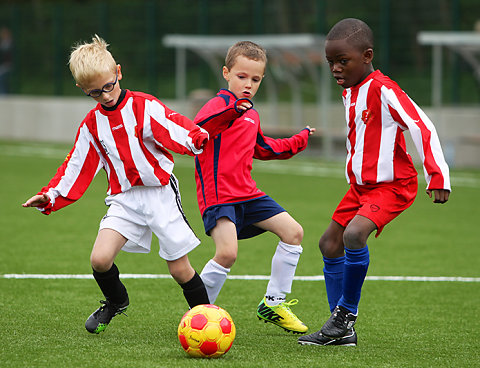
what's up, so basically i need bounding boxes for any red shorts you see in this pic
[332,177,418,237]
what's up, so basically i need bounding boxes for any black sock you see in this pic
[92,263,129,305]
[180,271,210,308]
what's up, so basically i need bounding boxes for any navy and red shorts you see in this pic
[332,176,418,237]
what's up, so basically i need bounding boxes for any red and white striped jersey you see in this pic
[38,89,208,215]
[341,70,450,191]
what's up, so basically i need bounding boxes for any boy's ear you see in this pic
[363,48,374,64]
[222,66,229,81]
[117,64,123,81]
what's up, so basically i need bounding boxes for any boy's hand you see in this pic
[22,193,50,208]
[426,189,449,204]
[306,126,316,136]
[236,101,253,111]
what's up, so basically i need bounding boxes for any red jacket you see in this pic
[194,89,311,215]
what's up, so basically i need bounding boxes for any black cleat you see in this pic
[298,328,357,346]
[85,298,129,334]
[320,305,357,339]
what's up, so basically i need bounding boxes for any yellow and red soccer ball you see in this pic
[178,304,236,358]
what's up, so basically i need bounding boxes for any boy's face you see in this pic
[78,65,123,108]
[325,39,373,89]
[223,55,265,99]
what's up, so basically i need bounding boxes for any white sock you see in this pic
[265,241,303,306]
[200,259,230,304]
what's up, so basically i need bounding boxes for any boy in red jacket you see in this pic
[194,41,316,334]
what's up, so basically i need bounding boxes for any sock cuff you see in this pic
[323,255,345,273]
[92,263,119,279]
[323,255,345,265]
[208,259,231,273]
[278,241,303,254]
[345,246,370,264]
[180,271,202,290]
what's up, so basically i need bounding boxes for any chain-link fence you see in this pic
[0,0,479,106]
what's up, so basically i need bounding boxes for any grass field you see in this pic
[1,140,479,368]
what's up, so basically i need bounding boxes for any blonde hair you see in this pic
[225,41,267,70]
[69,35,117,87]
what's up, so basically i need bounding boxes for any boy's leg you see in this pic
[86,228,129,334]
[318,220,347,313]
[255,212,303,304]
[167,255,209,308]
[200,218,237,304]
[320,215,374,339]
[254,212,307,334]
[299,221,355,346]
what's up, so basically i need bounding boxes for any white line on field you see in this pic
[2,274,479,282]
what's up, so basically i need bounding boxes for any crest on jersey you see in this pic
[361,109,372,124]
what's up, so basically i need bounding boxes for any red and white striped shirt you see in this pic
[342,70,450,191]
[38,90,208,214]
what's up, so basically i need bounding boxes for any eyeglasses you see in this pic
[84,70,118,98]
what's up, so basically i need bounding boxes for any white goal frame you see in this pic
[417,31,480,108]
[163,34,336,158]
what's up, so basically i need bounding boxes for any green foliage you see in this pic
[1,141,480,367]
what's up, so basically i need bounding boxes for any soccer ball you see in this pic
[178,304,236,358]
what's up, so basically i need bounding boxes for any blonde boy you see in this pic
[23,35,210,334]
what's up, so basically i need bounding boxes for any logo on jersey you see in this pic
[244,117,255,124]
[370,204,380,212]
[112,123,124,131]
[100,140,110,155]
[361,109,372,124]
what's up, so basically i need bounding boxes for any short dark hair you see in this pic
[326,18,374,51]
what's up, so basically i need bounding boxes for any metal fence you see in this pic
[0,0,479,106]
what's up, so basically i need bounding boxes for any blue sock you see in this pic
[338,246,370,315]
[323,256,345,313]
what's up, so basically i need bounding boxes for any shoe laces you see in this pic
[97,300,128,317]
[332,307,348,327]
[278,299,300,319]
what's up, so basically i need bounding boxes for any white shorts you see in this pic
[99,175,200,261]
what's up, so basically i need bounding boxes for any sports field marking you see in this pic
[2,274,479,282]
[2,143,479,188]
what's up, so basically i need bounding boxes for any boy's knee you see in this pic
[281,223,304,245]
[343,227,367,249]
[214,250,237,269]
[319,234,343,258]
[90,254,113,273]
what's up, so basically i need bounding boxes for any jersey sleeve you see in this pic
[37,122,103,215]
[253,126,311,160]
[384,87,451,191]
[194,96,252,137]
[147,99,209,156]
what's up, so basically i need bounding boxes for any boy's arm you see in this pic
[253,126,315,160]
[22,123,102,215]
[194,97,253,137]
[148,100,208,155]
[386,88,451,196]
